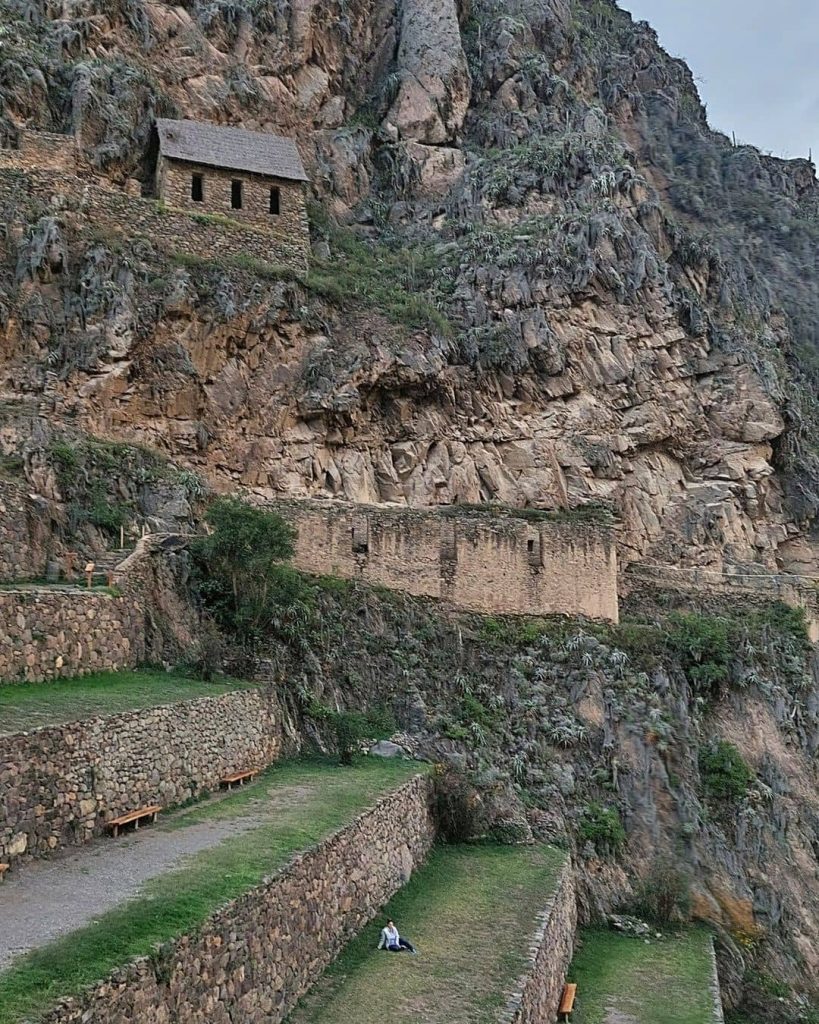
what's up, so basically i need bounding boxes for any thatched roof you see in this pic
[156,119,308,182]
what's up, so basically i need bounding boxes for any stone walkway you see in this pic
[0,810,262,971]
[0,781,315,971]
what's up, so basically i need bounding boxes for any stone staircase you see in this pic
[87,549,132,581]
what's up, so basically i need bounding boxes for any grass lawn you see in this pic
[569,927,717,1024]
[0,757,422,1024]
[287,843,566,1024]
[0,669,259,735]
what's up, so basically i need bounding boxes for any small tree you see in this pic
[433,766,482,843]
[191,497,297,639]
[635,859,692,924]
[309,704,396,766]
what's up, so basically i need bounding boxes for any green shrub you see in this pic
[433,766,482,843]
[579,802,626,856]
[699,740,752,802]
[634,859,692,924]
[308,705,396,765]
[666,612,733,697]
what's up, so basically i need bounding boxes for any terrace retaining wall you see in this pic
[42,774,435,1024]
[0,688,285,865]
[502,858,577,1024]
[0,587,144,684]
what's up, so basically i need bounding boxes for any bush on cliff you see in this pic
[666,612,733,698]
[699,740,752,803]
[308,703,397,765]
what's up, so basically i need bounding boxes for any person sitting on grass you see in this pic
[378,919,416,953]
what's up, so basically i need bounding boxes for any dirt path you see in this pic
[0,787,305,971]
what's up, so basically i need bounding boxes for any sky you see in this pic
[619,0,819,161]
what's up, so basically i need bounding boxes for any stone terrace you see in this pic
[0,760,430,1024]
[288,844,574,1024]
[567,927,722,1024]
[0,673,283,865]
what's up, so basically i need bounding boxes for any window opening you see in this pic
[231,179,243,209]
[191,173,203,202]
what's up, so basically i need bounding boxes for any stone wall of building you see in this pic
[502,859,577,1024]
[41,774,435,1024]
[0,478,48,581]
[0,132,309,271]
[157,154,308,241]
[0,688,285,864]
[278,500,619,621]
[0,586,144,685]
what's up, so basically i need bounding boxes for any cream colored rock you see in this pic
[388,0,471,144]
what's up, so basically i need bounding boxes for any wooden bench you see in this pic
[107,805,162,838]
[0,863,9,882]
[220,769,259,790]
[558,983,577,1021]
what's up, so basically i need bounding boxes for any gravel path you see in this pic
[0,790,297,971]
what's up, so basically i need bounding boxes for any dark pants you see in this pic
[386,938,415,952]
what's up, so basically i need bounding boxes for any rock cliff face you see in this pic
[1,0,818,574]
[1,0,818,575]
[3,2,819,1015]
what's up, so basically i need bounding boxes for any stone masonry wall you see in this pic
[0,688,284,864]
[42,775,435,1024]
[0,587,144,684]
[158,154,308,240]
[0,136,309,271]
[279,500,619,621]
[2,130,77,172]
[502,859,577,1024]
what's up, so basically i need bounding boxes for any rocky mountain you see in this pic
[1,0,818,573]
[5,1,819,1019]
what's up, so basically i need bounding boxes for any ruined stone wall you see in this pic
[624,563,819,642]
[0,137,309,271]
[0,130,77,172]
[279,501,619,621]
[0,587,144,684]
[158,154,308,239]
[452,519,619,621]
[0,478,47,581]
[0,688,284,865]
[41,775,435,1024]
[502,859,577,1024]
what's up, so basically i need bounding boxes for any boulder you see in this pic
[370,740,406,759]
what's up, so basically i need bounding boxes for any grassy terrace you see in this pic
[0,669,258,736]
[0,757,421,1024]
[569,928,716,1024]
[288,844,566,1024]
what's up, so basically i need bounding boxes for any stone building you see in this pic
[274,500,620,622]
[154,118,310,262]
